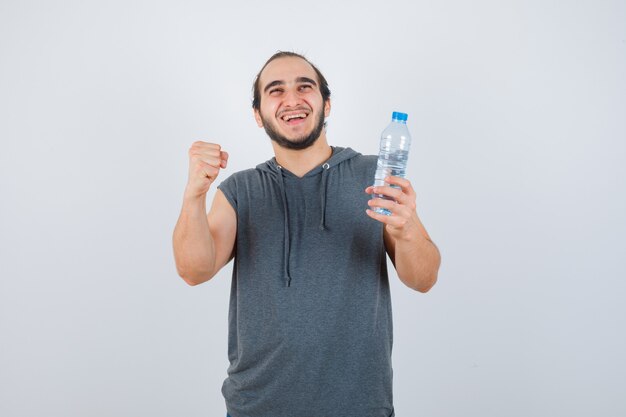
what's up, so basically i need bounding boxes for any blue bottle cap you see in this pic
[392,111,408,121]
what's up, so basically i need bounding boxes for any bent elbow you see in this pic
[176,266,213,286]
[413,273,438,293]
[416,252,441,293]
[181,275,202,286]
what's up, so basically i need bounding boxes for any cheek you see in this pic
[258,103,276,121]
[264,102,280,117]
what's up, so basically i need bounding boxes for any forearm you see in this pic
[172,192,217,285]
[393,234,440,292]
[366,176,441,292]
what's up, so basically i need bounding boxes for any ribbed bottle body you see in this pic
[373,112,412,215]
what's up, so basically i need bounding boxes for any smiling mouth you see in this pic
[280,111,310,125]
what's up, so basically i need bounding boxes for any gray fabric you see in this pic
[217,147,394,417]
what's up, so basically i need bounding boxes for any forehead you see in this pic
[259,57,318,88]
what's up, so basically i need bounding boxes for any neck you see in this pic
[272,134,332,177]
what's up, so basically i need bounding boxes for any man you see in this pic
[173,51,441,417]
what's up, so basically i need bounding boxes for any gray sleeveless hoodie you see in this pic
[217,147,394,417]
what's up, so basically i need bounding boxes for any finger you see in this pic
[367,197,397,211]
[220,151,229,168]
[365,208,407,227]
[384,176,409,187]
[194,160,220,179]
[371,184,403,200]
[189,143,222,159]
[372,184,415,207]
[193,155,222,167]
[385,176,416,198]
[365,208,393,224]
[191,141,221,151]
[189,150,222,163]
[367,198,411,217]
[189,146,221,156]
[366,208,411,229]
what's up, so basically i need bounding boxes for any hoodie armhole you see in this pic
[217,178,237,212]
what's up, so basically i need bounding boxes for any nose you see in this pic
[282,87,302,107]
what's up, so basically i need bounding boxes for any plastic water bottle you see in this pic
[372,111,412,215]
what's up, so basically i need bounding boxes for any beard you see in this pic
[261,109,326,150]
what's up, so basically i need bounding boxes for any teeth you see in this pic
[282,113,307,121]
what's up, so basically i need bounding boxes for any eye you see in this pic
[298,84,313,92]
[269,88,283,95]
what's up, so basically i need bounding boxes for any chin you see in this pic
[263,111,325,151]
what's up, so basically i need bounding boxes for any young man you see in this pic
[173,52,441,417]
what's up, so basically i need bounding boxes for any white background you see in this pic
[1,1,625,416]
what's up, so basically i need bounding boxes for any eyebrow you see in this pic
[263,77,318,93]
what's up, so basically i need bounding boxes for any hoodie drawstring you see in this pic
[319,162,330,231]
[276,164,292,287]
[269,149,351,288]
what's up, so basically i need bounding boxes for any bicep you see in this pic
[207,189,237,275]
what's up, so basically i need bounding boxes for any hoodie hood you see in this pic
[255,146,360,287]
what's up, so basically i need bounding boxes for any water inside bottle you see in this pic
[372,149,409,215]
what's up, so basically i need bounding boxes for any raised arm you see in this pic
[173,142,236,286]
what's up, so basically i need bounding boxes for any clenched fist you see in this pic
[185,141,229,199]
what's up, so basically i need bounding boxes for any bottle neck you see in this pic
[392,118,407,125]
